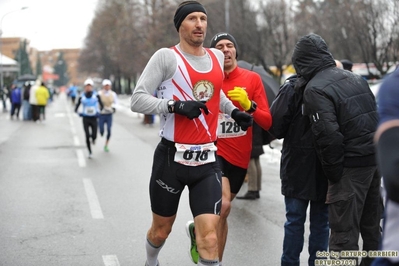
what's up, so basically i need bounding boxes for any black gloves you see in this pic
[231,109,253,131]
[174,100,209,119]
[172,102,252,132]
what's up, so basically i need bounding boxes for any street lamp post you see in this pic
[225,0,230,32]
[0,6,28,90]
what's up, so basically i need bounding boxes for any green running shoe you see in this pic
[185,220,199,264]
[104,146,109,152]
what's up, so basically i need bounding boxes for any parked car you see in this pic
[369,80,382,98]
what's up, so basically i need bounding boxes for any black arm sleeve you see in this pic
[97,95,104,110]
[74,97,82,112]
[377,126,399,203]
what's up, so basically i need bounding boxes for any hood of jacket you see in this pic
[291,33,336,82]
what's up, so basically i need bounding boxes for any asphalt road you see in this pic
[0,94,312,266]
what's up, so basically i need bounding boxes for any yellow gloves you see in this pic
[227,87,251,111]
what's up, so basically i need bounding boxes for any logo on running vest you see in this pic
[192,80,214,102]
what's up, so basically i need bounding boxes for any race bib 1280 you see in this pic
[217,113,247,138]
[174,142,217,166]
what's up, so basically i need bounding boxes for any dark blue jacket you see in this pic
[11,87,22,104]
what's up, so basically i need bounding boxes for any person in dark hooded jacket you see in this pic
[292,33,381,265]
[270,74,329,266]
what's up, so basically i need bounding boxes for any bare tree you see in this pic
[256,0,296,82]
[204,0,273,73]
[355,0,399,76]
[78,10,116,78]
[292,0,324,37]
[294,0,399,77]
[79,0,179,93]
[79,0,399,89]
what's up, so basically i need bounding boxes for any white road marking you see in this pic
[76,150,86,167]
[65,96,85,166]
[83,178,104,219]
[74,136,80,146]
[64,95,113,263]
[102,255,120,266]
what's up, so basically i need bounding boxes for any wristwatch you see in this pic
[167,100,175,113]
[247,100,257,113]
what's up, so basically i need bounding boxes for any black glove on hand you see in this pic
[231,109,253,131]
[174,100,209,119]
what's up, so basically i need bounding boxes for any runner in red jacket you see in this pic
[186,32,272,265]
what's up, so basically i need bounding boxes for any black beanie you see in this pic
[174,1,207,32]
[210,32,238,58]
[341,59,353,71]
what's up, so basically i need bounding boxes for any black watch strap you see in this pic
[167,100,175,113]
[247,100,257,113]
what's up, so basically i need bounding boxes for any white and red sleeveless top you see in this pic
[158,46,223,144]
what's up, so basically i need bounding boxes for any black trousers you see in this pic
[11,103,21,118]
[31,104,39,121]
[82,116,98,153]
[327,167,382,266]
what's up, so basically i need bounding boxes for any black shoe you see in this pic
[236,191,259,200]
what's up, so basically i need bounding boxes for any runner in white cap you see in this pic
[98,79,118,152]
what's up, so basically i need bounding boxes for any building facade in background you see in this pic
[0,37,83,87]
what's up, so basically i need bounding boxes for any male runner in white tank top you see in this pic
[130,2,253,265]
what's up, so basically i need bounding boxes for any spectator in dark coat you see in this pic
[269,74,329,266]
[292,33,381,265]
[22,83,32,120]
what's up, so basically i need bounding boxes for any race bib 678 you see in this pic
[174,142,217,166]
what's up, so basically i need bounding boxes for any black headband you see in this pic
[174,1,207,31]
[210,32,239,58]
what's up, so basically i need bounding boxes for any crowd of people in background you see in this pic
[1,80,52,122]
[1,77,119,160]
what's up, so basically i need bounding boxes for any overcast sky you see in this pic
[0,0,262,51]
[0,0,98,51]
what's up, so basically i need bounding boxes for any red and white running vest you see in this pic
[158,46,223,144]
